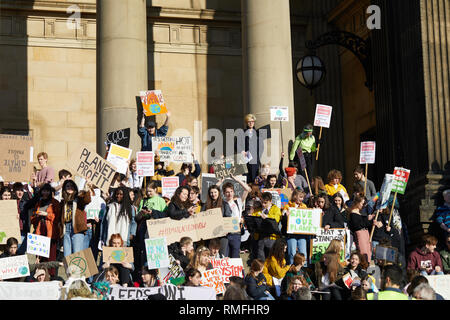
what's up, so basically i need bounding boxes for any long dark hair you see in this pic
[113,186,133,222]
[268,238,287,266]
[205,185,223,210]
[170,186,192,209]
[61,179,78,202]
[38,183,54,204]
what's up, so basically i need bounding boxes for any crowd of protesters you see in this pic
[0,112,448,301]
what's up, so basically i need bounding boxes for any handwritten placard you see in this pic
[102,247,134,264]
[26,233,51,258]
[287,208,322,235]
[200,268,225,295]
[0,255,30,280]
[145,237,170,269]
[209,258,244,283]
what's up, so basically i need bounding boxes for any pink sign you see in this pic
[314,104,333,128]
[136,152,154,177]
[162,177,179,198]
[359,141,376,164]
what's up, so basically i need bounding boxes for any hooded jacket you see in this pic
[407,247,443,273]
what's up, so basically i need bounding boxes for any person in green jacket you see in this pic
[367,264,413,300]
[289,124,317,182]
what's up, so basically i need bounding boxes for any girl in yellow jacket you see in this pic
[324,169,349,199]
[263,238,290,297]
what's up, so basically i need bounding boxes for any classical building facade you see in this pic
[0,0,448,248]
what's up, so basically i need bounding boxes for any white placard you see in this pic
[162,177,179,199]
[0,281,61,300]
[106,143,132,175]
[0,255,30,280]
[313,104,333,128]
[108,284,216,300]
[270,106,289,122]
[136,151,155,177]
[359,141,376,164]
[26,233,51,258]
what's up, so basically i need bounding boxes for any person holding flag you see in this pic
[289,124,317,182]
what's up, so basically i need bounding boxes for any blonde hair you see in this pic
[66,280,97,300]
[244,114,256,124]
[188,246,210,270]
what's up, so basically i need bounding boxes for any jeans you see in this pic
[287,237,308,265]
[227,233,242,258]
[257,238,276,261]
[84,227,93,251]
[420,270,444,276]
[17,232,27,255]
[63,222,87,257]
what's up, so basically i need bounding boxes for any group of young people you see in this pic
[0,113,448,301]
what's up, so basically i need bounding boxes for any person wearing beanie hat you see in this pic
[138,111,171,151]
[289,124,317,182]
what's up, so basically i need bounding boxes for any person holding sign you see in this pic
[314,252,346,300]
[59,180,91,257]
[348,195,375,263]
[31,183,61,264]
[187,246,213,273]
[281,190,309,264]
[289,124,317,182]
[176,153,201,186]
[126,159,143,190]
[353,166,376,200]
[251,192,282,262]
[101,234,134,287]
[220,176,251,258]
[138,111,170,152]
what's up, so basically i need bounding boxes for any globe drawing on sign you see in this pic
[69,257,87,275]
[111,250,125,262]
[276,110,283,117]
[279,194,289,207]
[296,218,301,225]
[150,104,161,114]
[19,266,29,275]
[232,218,239,231]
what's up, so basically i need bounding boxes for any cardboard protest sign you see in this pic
[359,141,376,164]
[108,284,217,300]
[26,233,51,258]
[424,275,450,300]
[136,151,154,177]
[102,247,134,264]
[0,134,33,183]
[270,106,289,122]
[377,174,395,210]
[200,174,246,203]
[296,148,307,171]
[147,208,225,245]
[0,281,62,300]
[145,237,170,269]
[106,128,130,148]
[375,245,397,263]
[287,208,322,235]
[63,248,98,279]
[261,188,292,209]
[106,143,132,175]
[84,190,105,220]
[222,217,241,235]
[162,177,179,199]
[0,200,21,244]
[313,104,333,128]
[391,167,410,195]
[159,254,185,285]
[67,146,117,193]
[212,155,248,179]
[310,228,346,264]
[152,136,193,163]
[140,90,168,116]
[0,255,30,280]
[200,268,226,295]
[209,258,244,283]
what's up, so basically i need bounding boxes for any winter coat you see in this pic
[59,191,91,236]
[31,198,61,240]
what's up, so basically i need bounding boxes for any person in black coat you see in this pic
[167,186,195,220]
[245,259,275,300]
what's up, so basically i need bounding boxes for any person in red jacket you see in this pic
[408,234,444,276]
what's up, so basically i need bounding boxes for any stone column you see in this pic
[241,0,295,168]
[97,0,148,157]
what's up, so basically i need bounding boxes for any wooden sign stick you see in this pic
[369,209,381,242]
[316,127,323,161]
[388,191,398,226]
[364,163,368,197]
[304,168,313,196]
